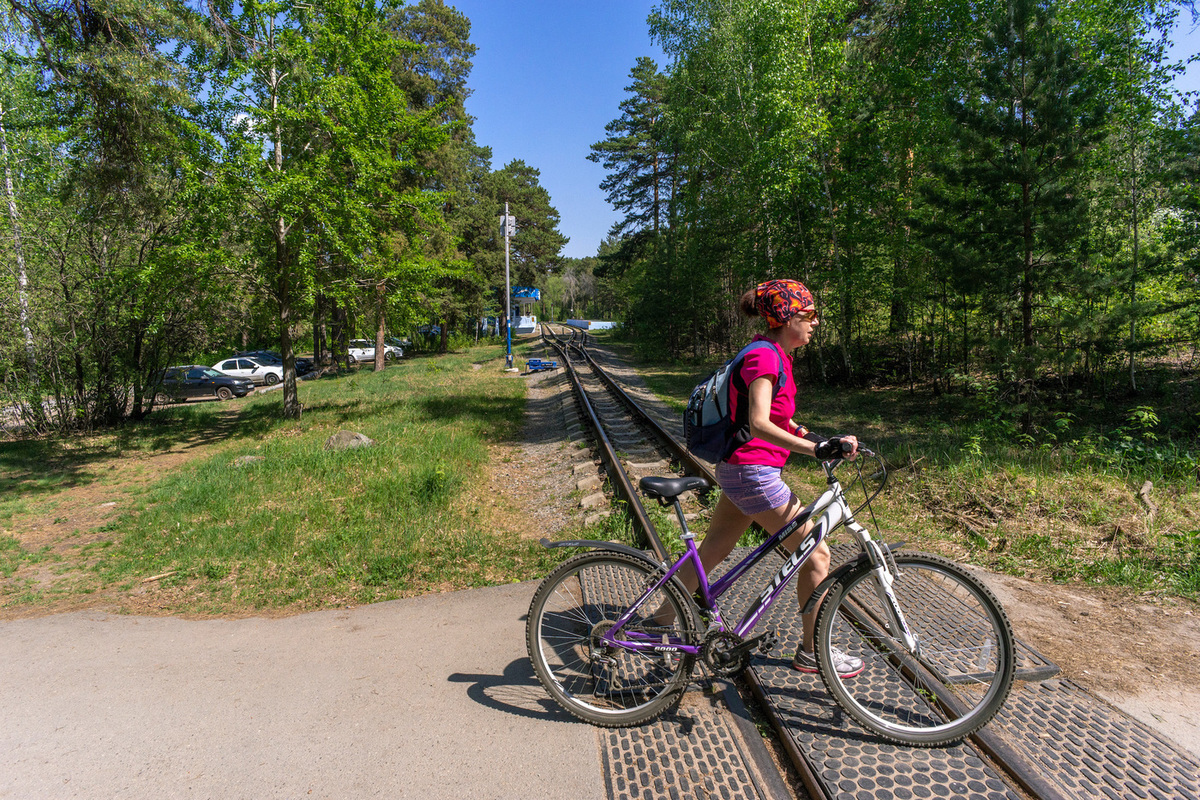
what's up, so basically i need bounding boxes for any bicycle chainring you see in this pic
[701,630,748,677]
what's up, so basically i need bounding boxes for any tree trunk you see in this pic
[130,326,146,420]
[374,280,386,372]
[1021,178,1035,432]
[888,141,916,335]
[276,223,301,419]
[2,103,38,384]
[312,293,328,368]
[1128,142,1140,392]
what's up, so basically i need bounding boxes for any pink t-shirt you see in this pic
[725,336,795,467]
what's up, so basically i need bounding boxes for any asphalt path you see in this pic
[0,582,606,800]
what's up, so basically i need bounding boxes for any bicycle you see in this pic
[526,446,1016,747]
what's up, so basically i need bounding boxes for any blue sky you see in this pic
[447,0,663,258]
[448,2,1199,260]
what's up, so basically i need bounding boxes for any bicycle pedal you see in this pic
[758,631,778,654]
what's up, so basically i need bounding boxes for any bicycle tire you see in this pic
[526,551,697,727]
[815,551,1015,746]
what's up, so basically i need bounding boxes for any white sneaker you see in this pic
[792,647,864,678]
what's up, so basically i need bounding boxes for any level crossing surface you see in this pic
[538,327,1200,800]
[718,542,1200,800]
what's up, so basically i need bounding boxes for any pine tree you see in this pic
[921,0,1105,408]
[588,57,672,238]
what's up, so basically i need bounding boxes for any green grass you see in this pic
[5,338,1195,611]
[1,347,565,613]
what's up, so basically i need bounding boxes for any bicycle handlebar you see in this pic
[820,445,888,514]
[819,437,874,463]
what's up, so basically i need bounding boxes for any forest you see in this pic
[593,0,1200,431]
[0,0,570,428]
[1,0,1198,439]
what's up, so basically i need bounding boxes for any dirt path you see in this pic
[984,570,1200,756]
[1,402,253,618]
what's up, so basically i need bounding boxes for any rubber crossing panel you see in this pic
[600,686,788,800]
[717,541,1200,800]
[719,547,1021,800]
[574,557,790,799]
[989,677,1200,800]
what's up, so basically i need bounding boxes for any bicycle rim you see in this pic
[816,552,1015,746]
[526,552,696,727]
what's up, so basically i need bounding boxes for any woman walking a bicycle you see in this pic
[676,278,865,677]
[528,276,1017,740]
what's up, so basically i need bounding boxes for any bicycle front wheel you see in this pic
[526,551,697,727]
[815,552,1015,747]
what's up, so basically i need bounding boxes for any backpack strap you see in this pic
[721,341,786,461]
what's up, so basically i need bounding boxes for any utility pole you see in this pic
[502,203,517,371]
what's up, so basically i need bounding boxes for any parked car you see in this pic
[385,336,410,353]
[154,366,254,404]
[347,338,403,363]
[235,350,314,375]
[213,356,284,386]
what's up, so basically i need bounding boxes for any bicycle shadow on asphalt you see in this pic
[448,656,705,733]
[447,657,730,738]
[448,657,580,723]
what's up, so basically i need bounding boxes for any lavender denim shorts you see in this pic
[716,462,793,515]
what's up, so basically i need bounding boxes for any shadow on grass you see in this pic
[0,398,284,499]
[297,392,527,442]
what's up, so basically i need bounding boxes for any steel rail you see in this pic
[548,327,838,800]
[566,341,715,483]
[541,327,669,561]
[548,327,846,799]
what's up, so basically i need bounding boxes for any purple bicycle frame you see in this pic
[602,492,837,657]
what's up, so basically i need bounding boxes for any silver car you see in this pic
[347,339,403,363]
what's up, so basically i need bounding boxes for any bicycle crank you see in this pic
[701,630,778,677]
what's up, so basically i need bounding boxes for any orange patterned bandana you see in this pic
[754,280,815,328]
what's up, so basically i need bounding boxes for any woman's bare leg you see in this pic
[652,494,750,624]
[677,493,752,593]
[658,490,828,643]
[793,542,830,651]
[748,498,828,652]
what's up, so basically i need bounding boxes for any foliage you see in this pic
[0,347,566,611]
[0,0,571,425]
[582,0,1200,411]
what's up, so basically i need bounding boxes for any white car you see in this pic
[213,356,283,386]
[347,339,403,364]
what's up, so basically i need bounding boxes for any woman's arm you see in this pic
[745,376,858,458]
[745,377,818,457]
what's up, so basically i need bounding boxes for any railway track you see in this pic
[531,323,1200,800]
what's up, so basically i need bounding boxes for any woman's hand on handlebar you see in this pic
[814,434,859,461]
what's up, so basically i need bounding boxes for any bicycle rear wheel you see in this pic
[815,552,1015,746]
[526,551,697,727]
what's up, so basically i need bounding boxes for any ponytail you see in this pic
[739,289,758,318]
